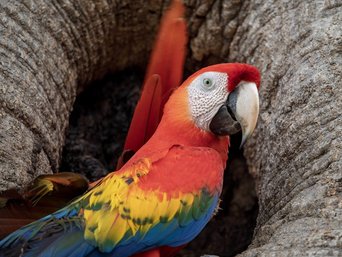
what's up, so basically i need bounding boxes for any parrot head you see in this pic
[163,63,260,146]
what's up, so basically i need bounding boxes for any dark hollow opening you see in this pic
[60,69,259,257]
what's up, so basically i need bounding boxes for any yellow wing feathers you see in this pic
[80,159,152,248]
[75,156,211,252]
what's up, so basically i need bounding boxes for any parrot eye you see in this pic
[202,78,214,90]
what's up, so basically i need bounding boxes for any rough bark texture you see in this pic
[0,0,164,189]
[232,1,342,256]
[0,0,341,256]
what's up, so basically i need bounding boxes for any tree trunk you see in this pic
[233,1,342,256]
[0,0,341,256]
[0,0,164,189]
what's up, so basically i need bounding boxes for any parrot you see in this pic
[0,62,260,257]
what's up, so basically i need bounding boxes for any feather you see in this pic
[120,0,187,167]
[24,172,89,205]
[122,75,162,156]
[145,0,187,105]
[0,173,89,238]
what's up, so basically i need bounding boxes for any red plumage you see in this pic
[121,0,187,164]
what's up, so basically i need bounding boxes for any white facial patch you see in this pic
[187,72,229,131]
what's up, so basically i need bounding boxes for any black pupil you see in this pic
[205,79,210,85]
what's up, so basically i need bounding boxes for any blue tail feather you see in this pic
[0,205,85,257]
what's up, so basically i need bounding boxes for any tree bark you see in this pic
[0,0,165,189]
[232,1,341,256]
[0,0,341,256]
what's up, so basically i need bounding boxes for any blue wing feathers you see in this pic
[0,187,219,257]
[0,204,89,257]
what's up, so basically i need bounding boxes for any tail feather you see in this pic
[145,0,187,107]
[123,75,162,154]
[120,0,187,168]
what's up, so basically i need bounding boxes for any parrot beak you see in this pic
[209,82,259,147]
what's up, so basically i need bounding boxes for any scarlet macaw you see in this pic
[0,63,260,257]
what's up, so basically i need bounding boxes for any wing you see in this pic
[81,145,224,255]
[0,145,224,257]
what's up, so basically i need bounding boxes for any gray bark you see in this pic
[0,0,341,256]
[0,0,164,189]
[234,1,342,256]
